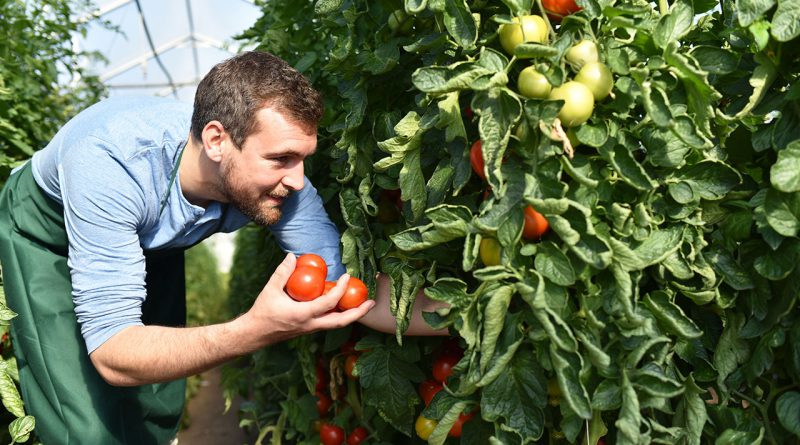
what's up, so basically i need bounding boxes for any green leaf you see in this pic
[443,0,479,50]
[714,313,750,394]
[616,370,644,445]
[534,242,576,286]
[598,141,658,191]
[771,0,800,41]
[689,46,740,75]
[771,140,800,192]
[0,369,24,418]
[653,1,694,49]
[437,92,468,142]
[642,127,691,168]
[632,226,684,267]
[674,375,708,445]
[551,346,592,419]
[480,285,514,372]
[481,348,547,443]
[514,43,560,59]
[501,0,533,15]
[736,0,776,26]
[643,291,703,339]
[704,247,755,290]
[753,240,798,280]
[765,189,800,237]
[412,62,496,94]
[360,346,425,436]
[575,122,608,147]
[721,53,777,121]
[641,82,673,128]
[474,87,523,191]
[8,416,34,444]
[715,428,765,445]
[671,161,742,201]
[776,391,800,437]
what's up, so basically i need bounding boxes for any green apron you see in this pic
[0,161,187,445]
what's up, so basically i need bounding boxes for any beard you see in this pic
[217,157,289,226]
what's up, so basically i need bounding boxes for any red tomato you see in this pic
[320,423,345,445]
[323,281,337,294]
[419,379,443,406]
[542,0,581,20]
[316,391,332,417]
[522,206,549,240]
[286,266,326,301]
[470,140,486,180]
[464,106,474,120]
[337,277,368,311]
[296,253,327,275]
[449,411,476,437]
[346,426,368,445]
[345,354,359,379]
[433,353,460,383]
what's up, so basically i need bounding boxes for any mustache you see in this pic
[269,187,291,199]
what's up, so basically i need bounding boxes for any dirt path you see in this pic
[178,367,254,445]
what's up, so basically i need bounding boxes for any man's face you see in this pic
[216,107,316,225]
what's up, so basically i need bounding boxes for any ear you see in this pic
[201,120,228,163]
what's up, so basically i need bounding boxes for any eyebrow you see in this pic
[269,148,317,158]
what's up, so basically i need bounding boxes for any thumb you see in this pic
[268,252,297,288]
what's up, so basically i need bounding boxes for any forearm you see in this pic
[90,316,260,386]
[358,273,450,336]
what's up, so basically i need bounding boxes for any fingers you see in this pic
[267,252,297,288]
[313,299,376,330]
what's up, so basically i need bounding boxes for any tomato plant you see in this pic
[285,266,326,301]
[320,423,345,445]
[225,0,800,444]
[337,277,368,311]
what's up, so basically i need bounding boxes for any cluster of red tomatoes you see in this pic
[498,1,614,128]
[414,342,478,440]
[285,254,368,310]
[315,339,368,445]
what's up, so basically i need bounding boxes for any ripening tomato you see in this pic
[433,353,460,383]
[286,266,326,301]
[449,411,476,437]
[479,238,502,266]
[575,61,614,101]
[549,81,595,127]
[542,0,581,20]
[498,15,548,55]
[320,423,345,445]
[470,140,485,180]
[316,391,332,416]
[337,277,368,311]
[346,426,368,445]
[565,40,599,69]
[522,206,549,240]
[345,354,359,379]
[419,379,443,406]
[415,415,438,440]
[518,66,552,99]
[296,253,327,275]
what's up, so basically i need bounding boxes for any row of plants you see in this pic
[225,0,799,443]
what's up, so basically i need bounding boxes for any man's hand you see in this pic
[90,253,373,387]
[237,253,376,348]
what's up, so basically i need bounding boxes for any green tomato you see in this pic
[517,67,552,99]
[565,40,599,69]
[575,61,614,100]
[548,81,594,127]
[499,15,548,55]
[480,238,502,266]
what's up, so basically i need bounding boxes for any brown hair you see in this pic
[191,51,323,148]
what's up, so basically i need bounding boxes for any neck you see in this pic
[179,134,222,208]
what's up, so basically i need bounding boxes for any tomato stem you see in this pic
[535,0,558,42]
[658,0,669,15]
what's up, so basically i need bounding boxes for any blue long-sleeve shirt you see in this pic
[28,96,344,353]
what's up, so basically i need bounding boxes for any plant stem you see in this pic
[535,0,558,42]
[659,0,669,15]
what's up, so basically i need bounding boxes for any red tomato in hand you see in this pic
[296,253,327,275]
[470,140,486,180]
[449,411,476,437]
[320,423,345,445]
[315,391,332,417]
[345,354,359,379]
[419,379,443,406]
[337,277,368,311]
[323,281,337,294]
[542,0,581,20]
[522,206,549,240]
[433,353,460,383]
[346,426,368,445]
[286,266,326,301]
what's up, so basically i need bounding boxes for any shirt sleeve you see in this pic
[269,176,345,280]
[59,139,149,354]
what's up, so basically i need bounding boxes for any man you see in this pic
[0,51,379,444]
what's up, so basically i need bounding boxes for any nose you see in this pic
[282,160,305,191]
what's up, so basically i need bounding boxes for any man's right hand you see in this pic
[238,253,376,349]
